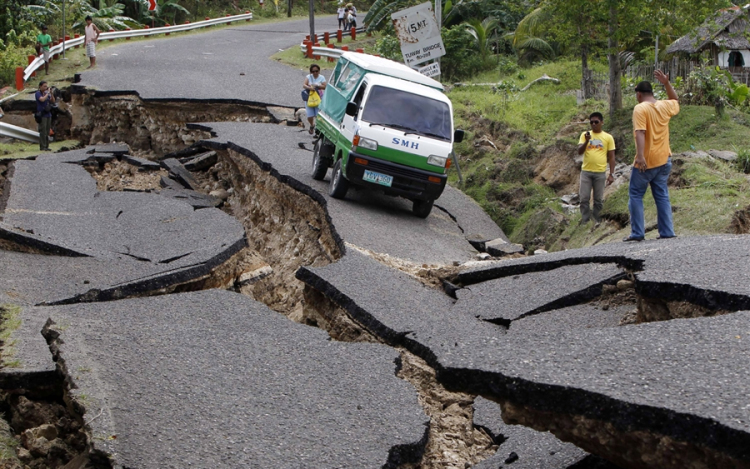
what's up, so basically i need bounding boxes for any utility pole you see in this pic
[308,0,315,46]
[655,34,659,68]
[62,0,66,59]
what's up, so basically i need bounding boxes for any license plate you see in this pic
[362,169,393,187]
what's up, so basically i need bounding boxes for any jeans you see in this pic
[38,116,51,150]
[579,170,606,223]
[628,158,674,239]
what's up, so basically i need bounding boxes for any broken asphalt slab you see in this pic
[0,305,56,390]
[193,121,505,264]
[2,152,245,263]
[454,235,750,312]
[0,149,247,304]
[451,263,625,325]
[472,397,618,469]
[42,289,428,468]
[297,247,750,469]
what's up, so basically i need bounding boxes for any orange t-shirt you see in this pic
[633,100,680,168]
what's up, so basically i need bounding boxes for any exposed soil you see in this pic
[636,296,731,323]
[86,159,166,192]
[398,351,497,469]
[729,204,750,234]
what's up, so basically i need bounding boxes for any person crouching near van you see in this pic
[303,64,326,135]
[577,112,615,225]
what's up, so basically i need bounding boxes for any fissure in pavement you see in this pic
[2,91,745,469]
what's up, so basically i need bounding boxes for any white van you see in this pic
[312,52,464,218]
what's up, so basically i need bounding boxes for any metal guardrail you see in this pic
[298,27,366,54]
[22,12,253,84]
[0,122,39,143]
[307,47,345,59]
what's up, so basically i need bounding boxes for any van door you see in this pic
[341,82,367,152]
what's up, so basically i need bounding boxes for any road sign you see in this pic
[417,62,440,78]
[391,2,445,67]
[148,0,157,11]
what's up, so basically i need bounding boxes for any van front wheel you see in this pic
[412,199,434,218]
[311,139,330,181]
[329,160,349,199]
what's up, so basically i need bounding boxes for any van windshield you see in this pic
[361,86,452,141]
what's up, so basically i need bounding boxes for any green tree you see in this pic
[464,17,499,61]
[507,7,555,63]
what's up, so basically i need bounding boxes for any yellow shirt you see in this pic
[633,100,680,168]
[578,131,615,172]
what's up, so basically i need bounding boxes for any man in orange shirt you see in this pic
[624,70,679,242]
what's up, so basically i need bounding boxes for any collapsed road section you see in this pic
[297,239,750,469]
[2,93,749,469]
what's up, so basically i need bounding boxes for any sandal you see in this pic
[308,125,315,135]
[622,236,644,242]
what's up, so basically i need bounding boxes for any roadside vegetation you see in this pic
[6,0,750,253]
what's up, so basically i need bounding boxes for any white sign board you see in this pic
[391,2,446,67]
[418,62,441,78]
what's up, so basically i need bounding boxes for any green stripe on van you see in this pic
[356,145,445,174]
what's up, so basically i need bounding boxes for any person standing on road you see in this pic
[303,64,326,135]
[347,7,357,30]
[577,112,615,225]
[343,7,351,31]
[624,70,680,242]
[337,4,346,29]
[36,25,53,75]
[84,16,101,69]
[35,81,55,151]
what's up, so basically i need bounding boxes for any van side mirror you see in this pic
[454,129,465,143]
[345,102,358,116]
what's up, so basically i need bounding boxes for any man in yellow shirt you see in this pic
[624,70,679,242]
[577,112,615,224]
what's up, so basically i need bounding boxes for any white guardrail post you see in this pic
[18,12,253,89]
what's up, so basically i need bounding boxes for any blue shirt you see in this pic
[35,91,52,118]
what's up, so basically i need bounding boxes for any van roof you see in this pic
[341,52,444,91]
[363,73,452,106]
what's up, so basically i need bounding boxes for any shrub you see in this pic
[373,35,402,61]
[441,25,494,80]
[0,37,32,88]
[736,148,750,174]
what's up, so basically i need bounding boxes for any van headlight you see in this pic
[358,137,378,151]
[427,155,448,167]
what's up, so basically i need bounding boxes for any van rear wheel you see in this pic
[311,139,330,181]
[329,160,349,199]
[412,199,434,218]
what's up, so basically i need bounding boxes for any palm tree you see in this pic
[464,17,499,61]
[507,7,555,63]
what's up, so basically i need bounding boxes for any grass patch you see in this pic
[0,304,22,368]
[547,157,750,251]
[0,139,80,160]
[0,419,21,465]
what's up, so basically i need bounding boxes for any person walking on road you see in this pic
[84,16,101,69]
[624,70,680,242]
[577,112,615,225]
[35,81,55,151]
[36,25,53,75]
[303,64,326,135]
